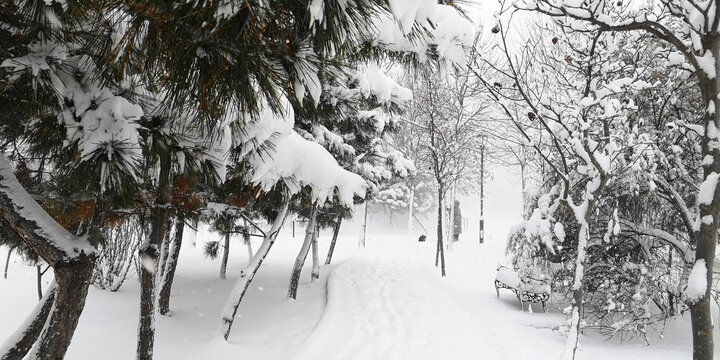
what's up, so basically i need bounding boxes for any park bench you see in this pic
[494,266,551,311]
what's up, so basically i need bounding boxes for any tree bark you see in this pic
[220,233,230,280]
[159,216,184,316]
[219,197,290,340]
[436,185,446,277]
[4,246,13,279]
[325,217,342,265]
[136,153,172,360]
[29,256,95,359]
[689,223,717,360]
[689,49,720,360]
[243,219,253,260]
[35,263,42,301]
[0,154,100,359]
[359,195,368,248]
[0,282,56,360]
[561,221,589,360]
[310,224,319,282]
[288,203,318,299]
[407,188,414,235]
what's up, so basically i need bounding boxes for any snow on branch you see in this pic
[0,154,95,264]
[237,97,366,205]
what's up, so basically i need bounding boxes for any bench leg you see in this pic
[542,301,546,312]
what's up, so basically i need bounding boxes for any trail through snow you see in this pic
[294,241,510,360]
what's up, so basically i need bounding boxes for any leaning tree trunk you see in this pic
[243,219,253,259]
[159,216,185,316]
[29,256,95,359]
[325,217,342,265]
[0,282,56,360]
[137,154,173,360]
[288,203,319,299]
[219,197,290,340]
[310,224,320,282]
[219,233,230,280]
[4,246,13,279]
[35,261,42,301]
[0,154,101,360]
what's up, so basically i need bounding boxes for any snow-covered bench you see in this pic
[494,266,550,311]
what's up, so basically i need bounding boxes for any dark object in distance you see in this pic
[418,235,426,242]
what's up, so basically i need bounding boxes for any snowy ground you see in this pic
[1,220,714,359]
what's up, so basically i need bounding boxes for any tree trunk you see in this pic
[689,224,717,360]
[436,185,446,277]
[0,282,56,360]
[560,221,589,360]
[4,246,13,279]
[159,216,184,316]
[137,154,172,360]
[243,219,253,260]
[220,233,230,280]
[407,188,415,235]
[447,187,455,251]
[35,263,42,301]
[29,256,95,359]
[325,217,342,265]
[288,203,318,300]
[359,194,368,248]
[219,197,290,340]
[0,154,100,359]
[690,56,720,360]
[310,225,320,282]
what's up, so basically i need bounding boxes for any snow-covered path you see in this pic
[294,242,510,360]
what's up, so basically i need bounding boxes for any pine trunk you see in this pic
[159,216,184,316]
[243,220,253,259]
[220,233,230,280]
[310,225,320,282]
[288,203,318,299]
[0,282,56,360]
[136,154,172,360]
[359,195,368,248]
[325,217,342,265]
[29,256,95,359]
[4,246,13,279]
[219,198,290,340]
[35,263,42,301]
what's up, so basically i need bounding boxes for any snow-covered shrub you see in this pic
[505,222,556,284]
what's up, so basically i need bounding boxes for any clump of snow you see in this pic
[237,97,366,205]
[353,63,413,106]
[364,4,474,66]
[686,259,707,303]
[697,172,719,205]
